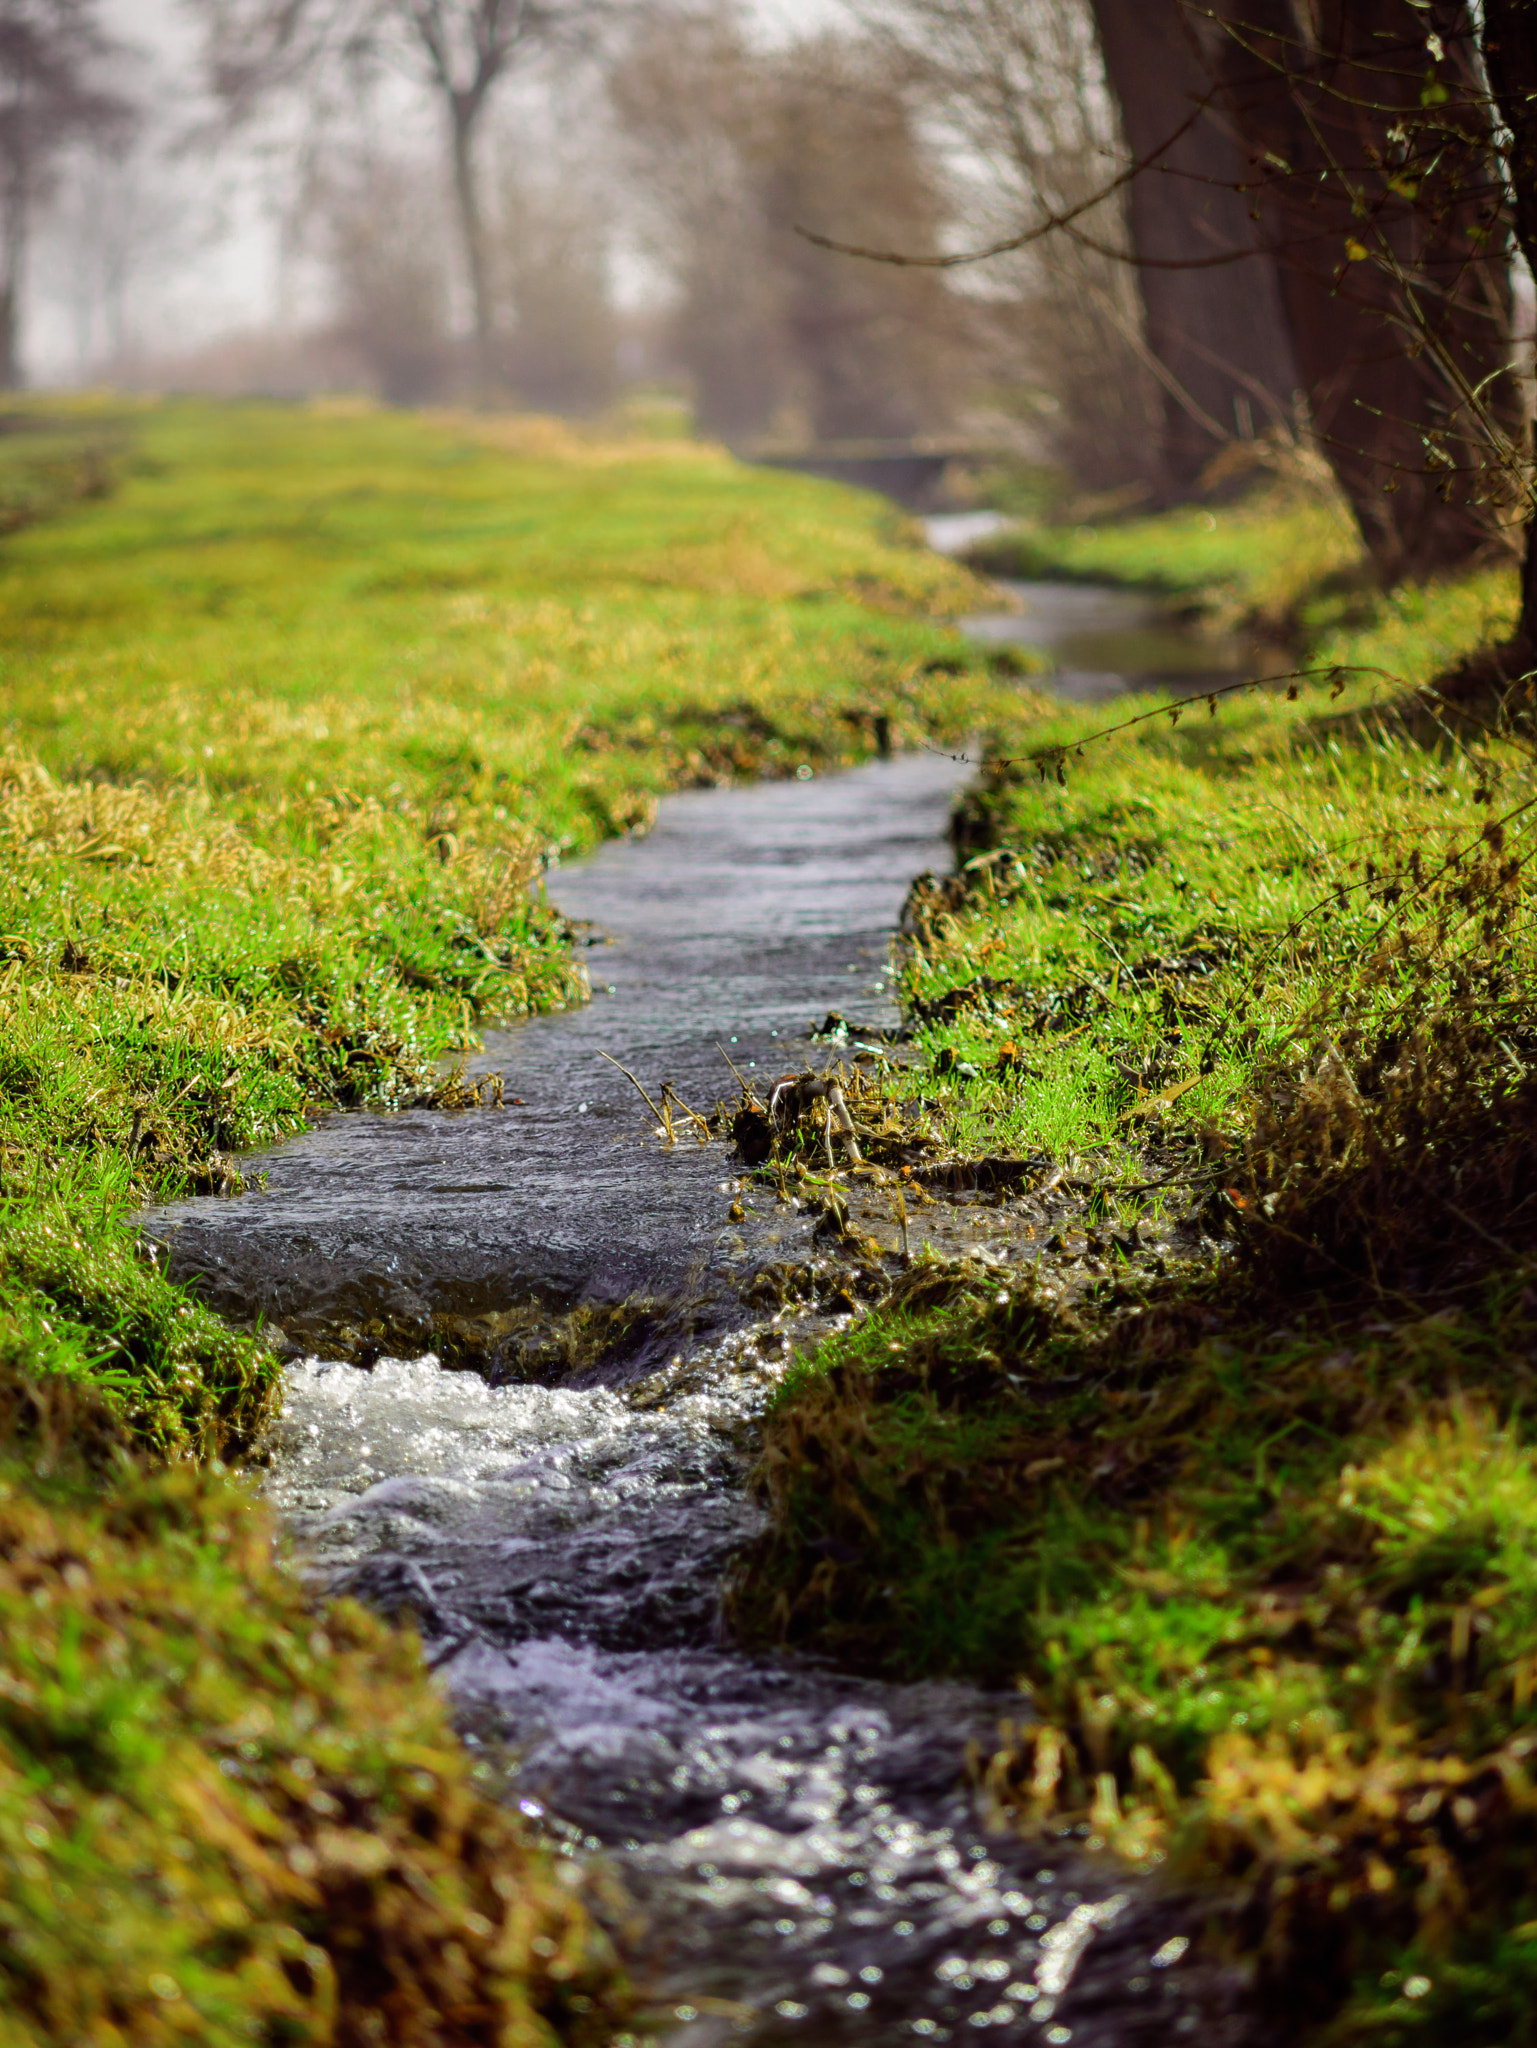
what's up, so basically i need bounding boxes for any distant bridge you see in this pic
[737,439,998,511]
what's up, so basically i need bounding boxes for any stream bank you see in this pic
[156,747,1264,2046]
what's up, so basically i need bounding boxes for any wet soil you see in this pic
[154,754,1265,2045]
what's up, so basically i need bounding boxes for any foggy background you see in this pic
[14,0,1531,522]
[16,0,1172,490]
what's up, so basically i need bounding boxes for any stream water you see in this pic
[926,512,1257,703]
[154,597,1263,2044]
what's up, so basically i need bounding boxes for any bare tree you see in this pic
[1452,0,1537,683]
[319,144,453,400]
[1209,0,1516,583]
[613,8,975,442]
[853,0,1166,491]
[194,0,599,394]
[0,0,130,386]
[845,0,1521,575]
[610,8,782,435]
[495,154,619,412]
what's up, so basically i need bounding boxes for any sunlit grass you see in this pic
[965,477,1368,631]
[0,395,1045,2041]
[739,533,1537,2041]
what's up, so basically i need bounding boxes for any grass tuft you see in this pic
[0,1451,623,2047]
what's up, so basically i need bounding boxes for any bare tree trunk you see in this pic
[1480,0,1537,667]
[450,95,494,399]
[1214,0,1512,584]
[0,197,24,389]
[0,284,18,388]
[1091,0,1299,496]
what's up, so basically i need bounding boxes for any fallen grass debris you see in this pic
[0,394,1032,2041]
[729,508,1537,2043]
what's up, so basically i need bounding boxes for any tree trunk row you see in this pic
[1092,0,1521,589]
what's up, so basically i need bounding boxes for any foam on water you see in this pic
[266,1346,1244,2046]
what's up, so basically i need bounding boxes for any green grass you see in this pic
[965,475,1367,633]
[0,395,1023,1454]
[734,529,1537,2041]
[0,1440,622,2047]
[0,394,1036,2042]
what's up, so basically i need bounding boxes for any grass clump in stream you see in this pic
[0,395,1032,2039]
[731,568,1537,2041]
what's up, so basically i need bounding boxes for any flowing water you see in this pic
[156,641,1263,2045]
[927,511,1259,704]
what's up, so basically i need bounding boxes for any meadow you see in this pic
[0,396,1024,2045]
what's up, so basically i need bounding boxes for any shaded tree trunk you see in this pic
[1480,0,1537,670]
[1214,0,1513,585]
[1091,0,1300,497]
[0,165,24,388]
[0,273,18,389]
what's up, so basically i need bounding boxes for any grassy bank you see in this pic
[0,396,1026,2041]
[963,469,1521,670]
[732,530,1537,2040]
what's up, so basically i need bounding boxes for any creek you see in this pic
[927,512,1257,703]
[155,590,1262,2046]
